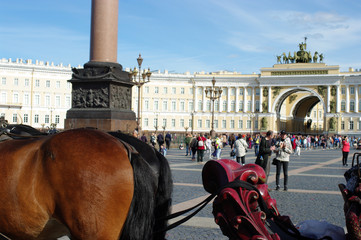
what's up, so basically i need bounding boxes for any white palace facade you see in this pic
[1,57,361,136]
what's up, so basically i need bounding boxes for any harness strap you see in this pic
[0,232,11,240]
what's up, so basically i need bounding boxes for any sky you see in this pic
[1,0,361,74]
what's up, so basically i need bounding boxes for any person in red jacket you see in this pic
[197,134,207,163]
[342,136,350,166]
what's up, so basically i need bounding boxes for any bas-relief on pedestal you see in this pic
[65,62,137,132]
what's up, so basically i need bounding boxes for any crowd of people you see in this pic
[135,129,360,192]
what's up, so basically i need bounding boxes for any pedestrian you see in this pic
[196,134,207,163]
[189,135,198,161]
[274,130,292,191]
[215,135,222,159]
[150,132,156,147]
[184,133,192,156]
[205,135,213,160]
[229,133,236,149]
[132,129,138,138]
[140,133,147,143]
[234,134,248,165]
[295,136,301,156]
[165,132,172,150]
[254,134,260,156]
[342,136,350,166]
[160,144,167,156]
[256,130,275,181]
[157,133,164,151]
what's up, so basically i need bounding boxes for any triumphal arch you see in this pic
[258,40,360,135]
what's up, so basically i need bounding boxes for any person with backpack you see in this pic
[196,134,207,163]
[234,134,248,165]
[189,135,198,161]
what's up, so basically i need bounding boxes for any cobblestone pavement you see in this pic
[165,146,358,239]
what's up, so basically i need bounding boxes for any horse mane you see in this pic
[5,124,47,136]
[108,131,173,240]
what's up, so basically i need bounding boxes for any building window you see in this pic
[350,101,355,111]
[13,93,19,103]
[246,120,251,129]
[162,119,167,127]
[23,114,28,123]
[12,114,17,123]
[144,118,149,127]
[163,101,168,111]
[25,79,29,86]
[14,78,19,86]
[34,114,39,123]
[239,101,244,111]
[67,82,71,89]
[154,100,159,111]
[222,120,226,129]
[313,111,316,118]
[56,81,60,88]
[255,100,260,112]
[189,88,193,95]
[215,100,219,111]
[198,100,203,111]
[180,119,184,127]
[46,80,50,88]
[255,120,259,129]
[230,120,235,129]
[189,119,192,128]
[359,86,361,94]
[154,118,158,128]
[181,88,185,94]
[2,77,6,85]
[45,115,49,124]
[359,121,361,130]
[55,115,60,124]
[255,88,260,96]
[56,96,61,107]
[222,101,227,111]
[350,86,355,95]
[206,120,210,128]
[45,95,50,106]
[189,101,193,111]
[35,95,40,105]
[172,87,176,94]
[247,88,252,96]
[319,110,322,118]
[163,87,168,94]
[1,92,6,103]
[231,88,236,96]
[238,120,243,129]
[359,99,361,112]
[214,120,218,128]
[180,101,185,111]
[24,93,29,105]
[197,119,202,128]
[144,100,149,111]
[341,121,345,130]
[341,100,346,111]
[35,79,40,87]
[247,101,251,112]
[144,86,149,94]
[206,100,211,111]
[171,101,176,111]
[231,101,235,112]
[341,87,345,94]
[155,87,159,94]
[239,88,244,96]
[350,120,354,130]
[66,96,71,108]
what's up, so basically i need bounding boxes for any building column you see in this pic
[202,86,206,112]
[336,85,340,113]
[243,87,247,113]
[227,87,231,112]
[235,87,239,112]
[259,86,263,113]
[268,86,272,112]
[346,85,350,112]
[327,86,331,113]
[194,86,198,112]
[251,87,255,112]
[355,85,359,113]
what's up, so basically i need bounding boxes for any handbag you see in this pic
[272,158,279,165]
[230,149,236,157]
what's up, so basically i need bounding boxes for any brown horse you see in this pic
[0,128,172,240]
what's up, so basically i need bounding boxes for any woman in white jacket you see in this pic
[234,134,248,165]
[274,130,293,191]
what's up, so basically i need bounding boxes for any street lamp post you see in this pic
[184,126,189,134]
[333,113,341,136]
[129,54,151,136]
[205,77,222,138]
[247,112,255,135]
